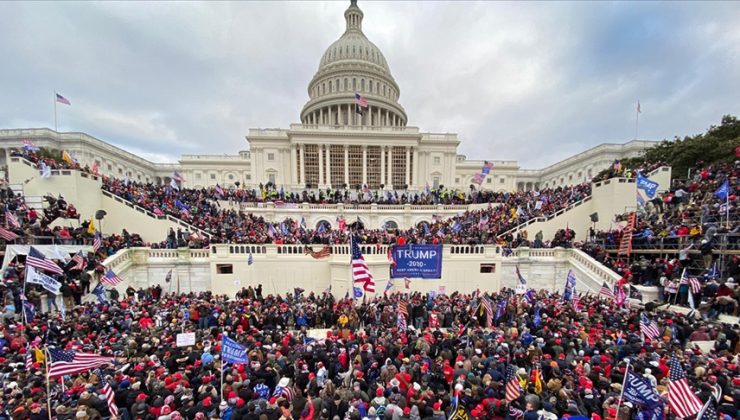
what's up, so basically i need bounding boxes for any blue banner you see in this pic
[390,245,443,279]
[623,368,662,409]
[222,336,248,364]
[636,174,659,199]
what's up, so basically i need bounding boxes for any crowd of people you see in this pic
[10,148,591,247]
[1,282,739,420]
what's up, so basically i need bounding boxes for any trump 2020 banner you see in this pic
[391,244,443,279]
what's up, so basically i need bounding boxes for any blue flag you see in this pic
[533,305,541,328]
[636,174,659,199]
[222,335,248,364]
[92,283,108,303]
[495,298,506,320]
[563,270,577,301]
[353,287,363,299]
[714,179,730,201]
[707,261,720,279]
[22,300,36,323]
[524,289,536,304]
[623,367,663,409]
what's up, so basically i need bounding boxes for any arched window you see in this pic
[361,79,365,91]
[336,79,340,91]
[369,80,373,92]
[316,220,332,232]
[344,78,348,90]
[322,83,325,94]
[353,78,357,90]
[383,220,398,231]
[383,85,386,96]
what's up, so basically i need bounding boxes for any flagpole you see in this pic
[635,101,640,140]
[53,92,58,132]
[614,359,631,418]
[45,346,53,420]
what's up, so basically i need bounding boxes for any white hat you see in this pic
[278,377,290,388]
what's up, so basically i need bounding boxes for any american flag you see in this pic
[101,269,122,286]
[26,246,63,275]
[696,397,718,420]
[25,345,34,369]
[640,313,661,339]
[55,93,71,105]
[0,226,19,241]
[572,294,581,311]
[598,281,614,299]
[667,356,702,419]
[680,273,702,295]
[355,93,368,108]
[398,301,408,317]
[614,285,626,306]
[397,312,407,330]
[92,231,102,252]
[172,171,185,182]
[5,212,20,228]
[70,251,86,271]
[22,139,39,152]
[351,236,374,292]
[505,365,521,402]
[482,297,494,327]
[48,347,114,378]
[102,383,119,417]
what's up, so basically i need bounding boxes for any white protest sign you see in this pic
[176,332,196,347]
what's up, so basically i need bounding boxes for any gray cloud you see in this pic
[0,1,738,168]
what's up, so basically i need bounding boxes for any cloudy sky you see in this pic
[1,1,738,168]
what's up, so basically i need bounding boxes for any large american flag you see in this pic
[5,212,20,228]
[680,274,702,295]
[70,251,86,271]
[0,226,19,241]
[505,365,521,402]
[640,313,661,339]
[351,236,375,292]
[598,281,615,299]
[48,347,114,378]
[26,246,63,275]
[482,297,494,327]
[92,231,102,252]
[398,301,408,317]
[101,269,123,286]
[102,383,119,417]
[668,356,702,419]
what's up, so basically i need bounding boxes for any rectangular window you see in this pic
[268,173,276,184]
[433,177,440,189]
[330,145,345,188]
[210,173,216,180]
[296,148,301,184]
[455,178,460,184]
[433,156,441,165]
[487,178,492,184]
[480,263,496,273]
[348,145,363,188]
[195,173,202,180]
[304,144,320,187]
[216,264,233,274]
[246,174,251,181]
[392,146,406,187]
[267,153,275,161]
[499,177,505,183]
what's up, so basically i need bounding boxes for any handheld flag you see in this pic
[351,236,375,292]
[222,335,248,364]
[92,283,108,303]
[713,179,729,201]
[505,365,521,402]
[667,356,702,419]
[563,270,576,301]
[48,347,114,378]
[101,269,122,286]
[26,246,63,275]
[640,313,660,339]
[87,218,96,235]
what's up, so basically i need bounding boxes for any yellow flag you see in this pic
[33,347,45,363]
[534,368,543,394]
[87,218,96,234]
[62,150,73,164]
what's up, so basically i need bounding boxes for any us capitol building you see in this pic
[0,1,655,192]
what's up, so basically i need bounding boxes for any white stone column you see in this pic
[318,143,324,187]
[299,144,306,186]
[387,147,393,188]
[362,145,367,185]
[412,147,419,188]
[319,108,324,125]
[380,145,386,188]
[326,145,332,187]
[343,145,349,187]
[290,144,297,188]
[405,146,410,187]
[377,107,381,127]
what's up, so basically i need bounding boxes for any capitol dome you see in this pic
[300,0,408,128]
